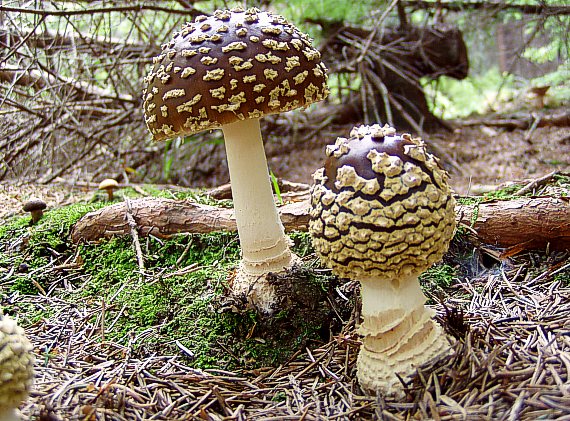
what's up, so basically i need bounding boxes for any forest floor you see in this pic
[1,114,569,420]
[268,121,570,196]
[2,108,569,217]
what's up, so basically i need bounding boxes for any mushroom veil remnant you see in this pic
[142,7,328,313]
[309,124,456,396]
[0,315,34,421]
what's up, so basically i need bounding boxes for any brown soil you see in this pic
[268,123,570,196]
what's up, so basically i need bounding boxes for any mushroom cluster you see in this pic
[0,315,34,421]
[309,124,456,396]
[142,7,328,313]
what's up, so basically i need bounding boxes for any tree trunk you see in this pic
[71,196,570,251]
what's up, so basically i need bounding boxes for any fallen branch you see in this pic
[456,197,570,251]
[0,64,134,103]
[400,1,570,16]
[514,170,559,196]
[457,112,570,130]
[0,27,150,56]
[0,4,202,17]
[71,195,570,251]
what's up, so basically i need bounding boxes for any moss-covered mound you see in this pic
[0,189,349,369]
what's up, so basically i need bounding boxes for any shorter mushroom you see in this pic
[529,85,550,109]
[0,315,34,421]
[22,199,46,224]
[309,124,456,396]
[98,179,119,201]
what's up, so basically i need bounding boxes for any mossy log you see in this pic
[71,196,570,251]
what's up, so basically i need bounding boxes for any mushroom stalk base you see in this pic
[357,276,452,397]
[222,119,299,312]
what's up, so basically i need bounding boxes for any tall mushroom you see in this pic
[309,124,456,396]
[142,7,328,313]
[0,315,34,421]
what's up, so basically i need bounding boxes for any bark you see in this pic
[71,195,570,251]
[456,197,570,251]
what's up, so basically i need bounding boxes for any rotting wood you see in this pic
[317,21,469,131]
[456,197,570,251]
[71,195,570,251]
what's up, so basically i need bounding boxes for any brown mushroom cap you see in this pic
[309,124,456,280]
[529,85,550,96]
[142,7,329,141]
[22,198,47,213]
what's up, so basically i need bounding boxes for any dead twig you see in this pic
[124,197,145,279]
[515,170,558,196]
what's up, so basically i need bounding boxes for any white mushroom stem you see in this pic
[356,275,452,396]
[222,118,298,311]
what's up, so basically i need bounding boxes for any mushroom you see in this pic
[528,85,550,109]
[309,124,456,396]
[0,315,34,421]
[22,198,46,224]
[142,7,329,313]
[98,178,119,200]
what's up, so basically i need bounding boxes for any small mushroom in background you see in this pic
[309,124,456,396]
[0,315,34,421]
[528,85,550,109]
[142,7,329,314]
[98,178,119,201]
[22,199,46,224]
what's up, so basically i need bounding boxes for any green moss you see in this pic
[272,391,287,402]
[0,202,104,247]
[456,182,526,206]
[554,267,570,286]
[482,184,522,200]
[456,196,481,206]
[0,195,335,371]
[0,202,106,294]
[420,264,457,290]
[141,185,233,208]
[69,230,331,369]
[1,301,54,325]
[553,174,570,195]
[289,231,314,257]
